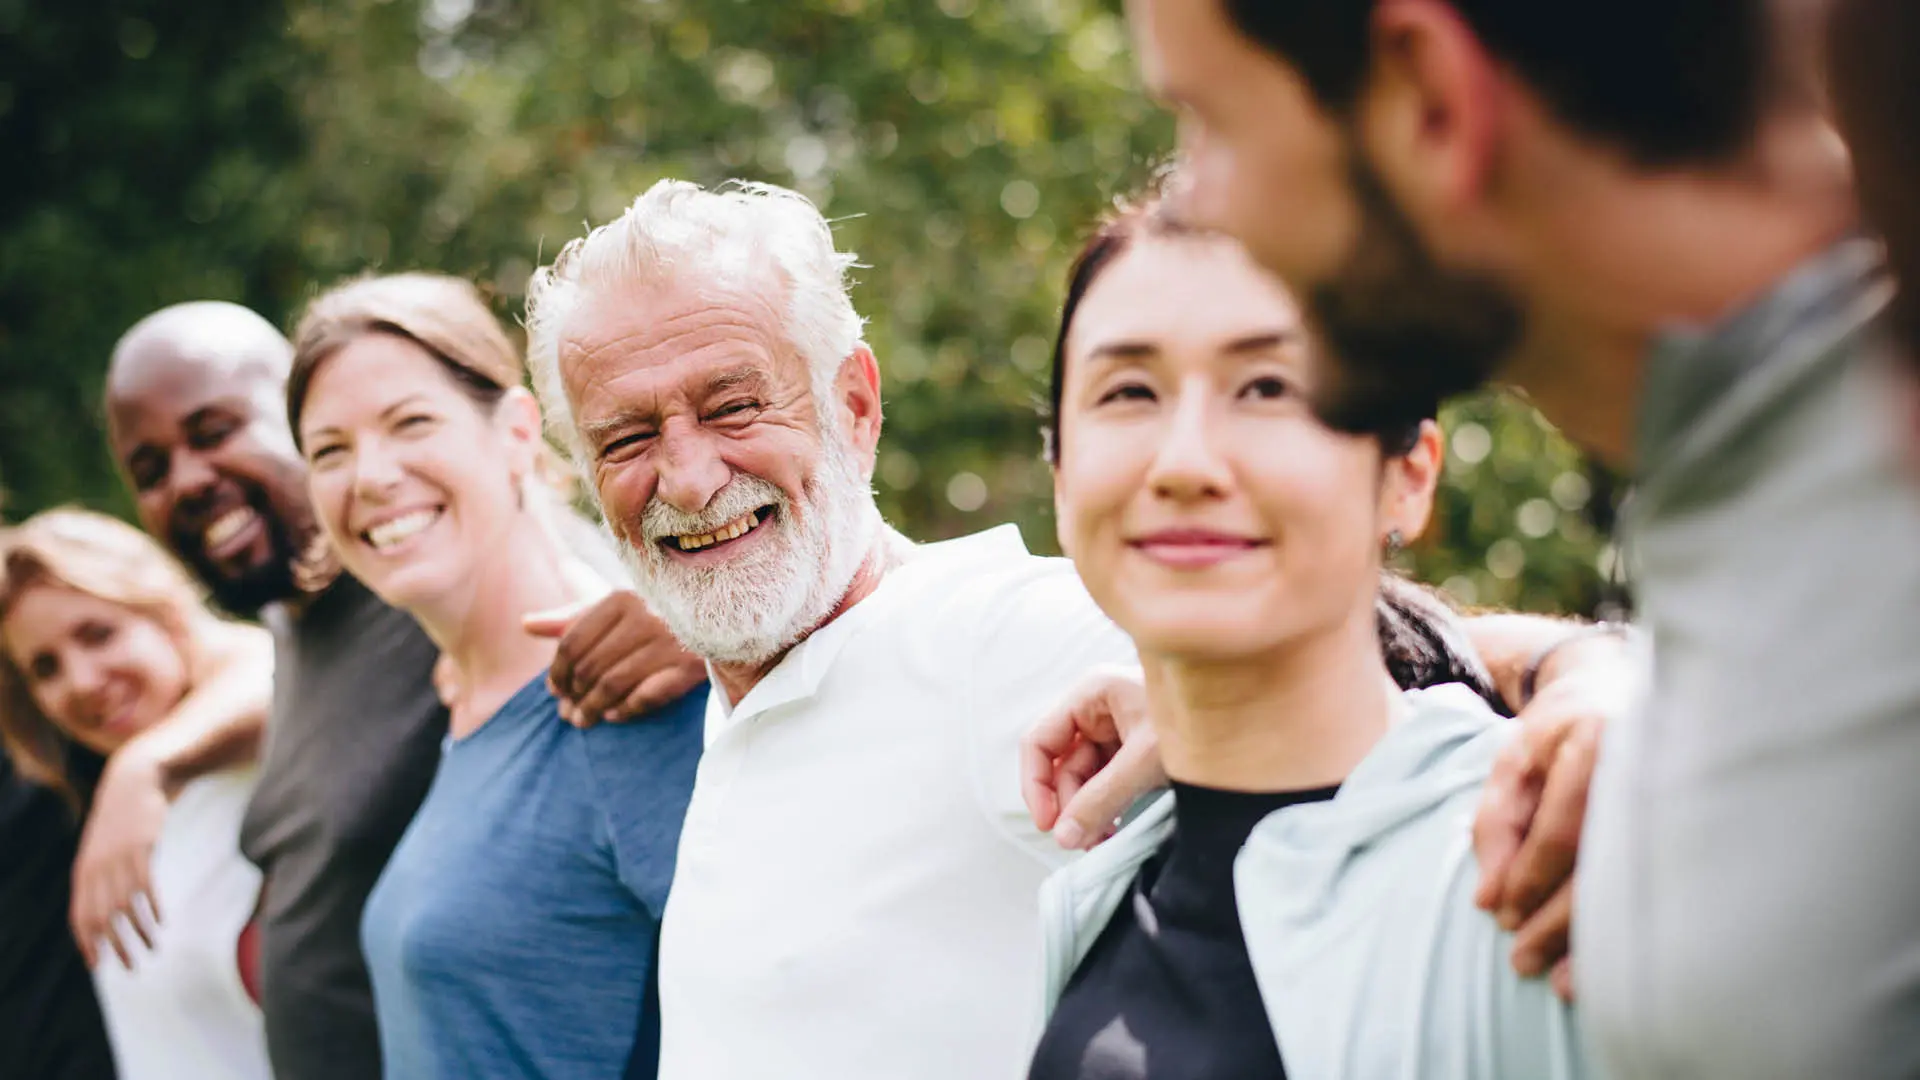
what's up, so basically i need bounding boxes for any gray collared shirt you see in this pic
[1579,239,1920,1079]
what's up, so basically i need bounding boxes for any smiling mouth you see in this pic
[663,506,774,552]
[362,508,443,553]
[204,506,255,549]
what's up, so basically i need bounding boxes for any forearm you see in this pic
[1463,613,1587,713]
[125,622,272,791]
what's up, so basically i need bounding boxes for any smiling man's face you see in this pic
[106,308,314,615]
[559,271,881,665]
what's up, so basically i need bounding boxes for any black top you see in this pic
[239,575,447,1080]
[0,752,117,1079]
[1029,781,1341,1080]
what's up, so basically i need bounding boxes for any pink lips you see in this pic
[1129,528,1267,569]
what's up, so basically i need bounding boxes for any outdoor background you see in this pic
[0,0,1621,616]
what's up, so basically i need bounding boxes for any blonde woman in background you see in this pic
[0,508,272,1080]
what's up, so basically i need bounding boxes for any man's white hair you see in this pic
[524,179,866,464]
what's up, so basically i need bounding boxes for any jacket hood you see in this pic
[1235,683,1512,928]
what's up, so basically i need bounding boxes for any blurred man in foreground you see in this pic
[1124,1,1920,1076]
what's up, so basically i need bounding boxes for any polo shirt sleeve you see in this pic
[960,559,1139,868]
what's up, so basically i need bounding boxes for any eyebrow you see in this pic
[703,368,771,398]
[578,367,773,442]
[1083,329,1300,366]
[579,406,657,448]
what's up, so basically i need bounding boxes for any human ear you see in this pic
[836,345,885,465]
[1379,419,1443,543]
[496,386,545,481]
[1359,0,1505,224]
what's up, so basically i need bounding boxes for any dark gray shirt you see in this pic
[240,574,446,1080]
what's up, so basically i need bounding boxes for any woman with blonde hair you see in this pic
[0,507,272,1080]
[287,272,705,1079]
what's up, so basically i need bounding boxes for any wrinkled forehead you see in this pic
[559,272,798,398]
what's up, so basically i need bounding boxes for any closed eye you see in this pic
[600,430,655,459]
[186,414,240,451]
[706,400,761,422]
[1096,382,1156,406]
[1238,375,1292,401]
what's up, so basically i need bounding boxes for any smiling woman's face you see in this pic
[297,332,537,616]
[1053,233,1437,661]
[2,583,190,756]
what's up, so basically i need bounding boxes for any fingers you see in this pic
[105,923,136,971]
[1496,718,1599,929]
[1509,878,1574,980]
[1019,729,1064,833]
[72,847,163,970]
[567,649,656,725]
[612,665,709,722]
[1051,738,1105,832]
[1471,736,1537,912]
[522,597,596,639]
[1023,667,1151,846]
[545,595,630,702]
[1054,735,1167,852]
[1476,713,1568,924]
[1550,956,1575,1002]
[581,650,707,724]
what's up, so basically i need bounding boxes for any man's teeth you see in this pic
[366,510,439,552]
[674,511,761,552]
[204,508,255,550]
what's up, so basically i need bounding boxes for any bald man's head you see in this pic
[106,301,314,614]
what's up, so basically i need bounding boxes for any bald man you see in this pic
[95,301,703,1079]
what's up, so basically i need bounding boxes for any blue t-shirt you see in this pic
[361,674,706,1080]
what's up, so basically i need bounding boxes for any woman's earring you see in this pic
[1384,529,1405,558]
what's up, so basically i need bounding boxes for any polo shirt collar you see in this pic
[701,524,1033,743]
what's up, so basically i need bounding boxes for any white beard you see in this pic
[615,434,879,666]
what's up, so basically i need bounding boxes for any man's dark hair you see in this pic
[1223,0,1772,166]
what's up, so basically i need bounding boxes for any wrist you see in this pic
[1518,622,1638,709]
[111,733,180,798]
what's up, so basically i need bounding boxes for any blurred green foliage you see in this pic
[0,0,1612,614]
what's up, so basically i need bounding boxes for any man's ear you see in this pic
[1359,0,1505,223]
[837,344,885,465]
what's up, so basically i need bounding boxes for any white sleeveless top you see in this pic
[92,767,270,1080]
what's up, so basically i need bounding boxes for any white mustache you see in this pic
[637,474,787,543]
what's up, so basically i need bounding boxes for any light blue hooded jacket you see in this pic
[1036,684,1598,1079]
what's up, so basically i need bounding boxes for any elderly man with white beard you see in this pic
[525,179,1121,1080]
[524,179,1632,1080]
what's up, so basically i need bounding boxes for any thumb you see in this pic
[523,598,594,638]
[1055,738,1165,850]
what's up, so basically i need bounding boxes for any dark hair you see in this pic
[1378,573,1506,714]
[1046,190,1491,711]
[1045,189,1425,464]
[1222,0,1771,167]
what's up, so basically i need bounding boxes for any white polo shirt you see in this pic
[656,525,1136,1080]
